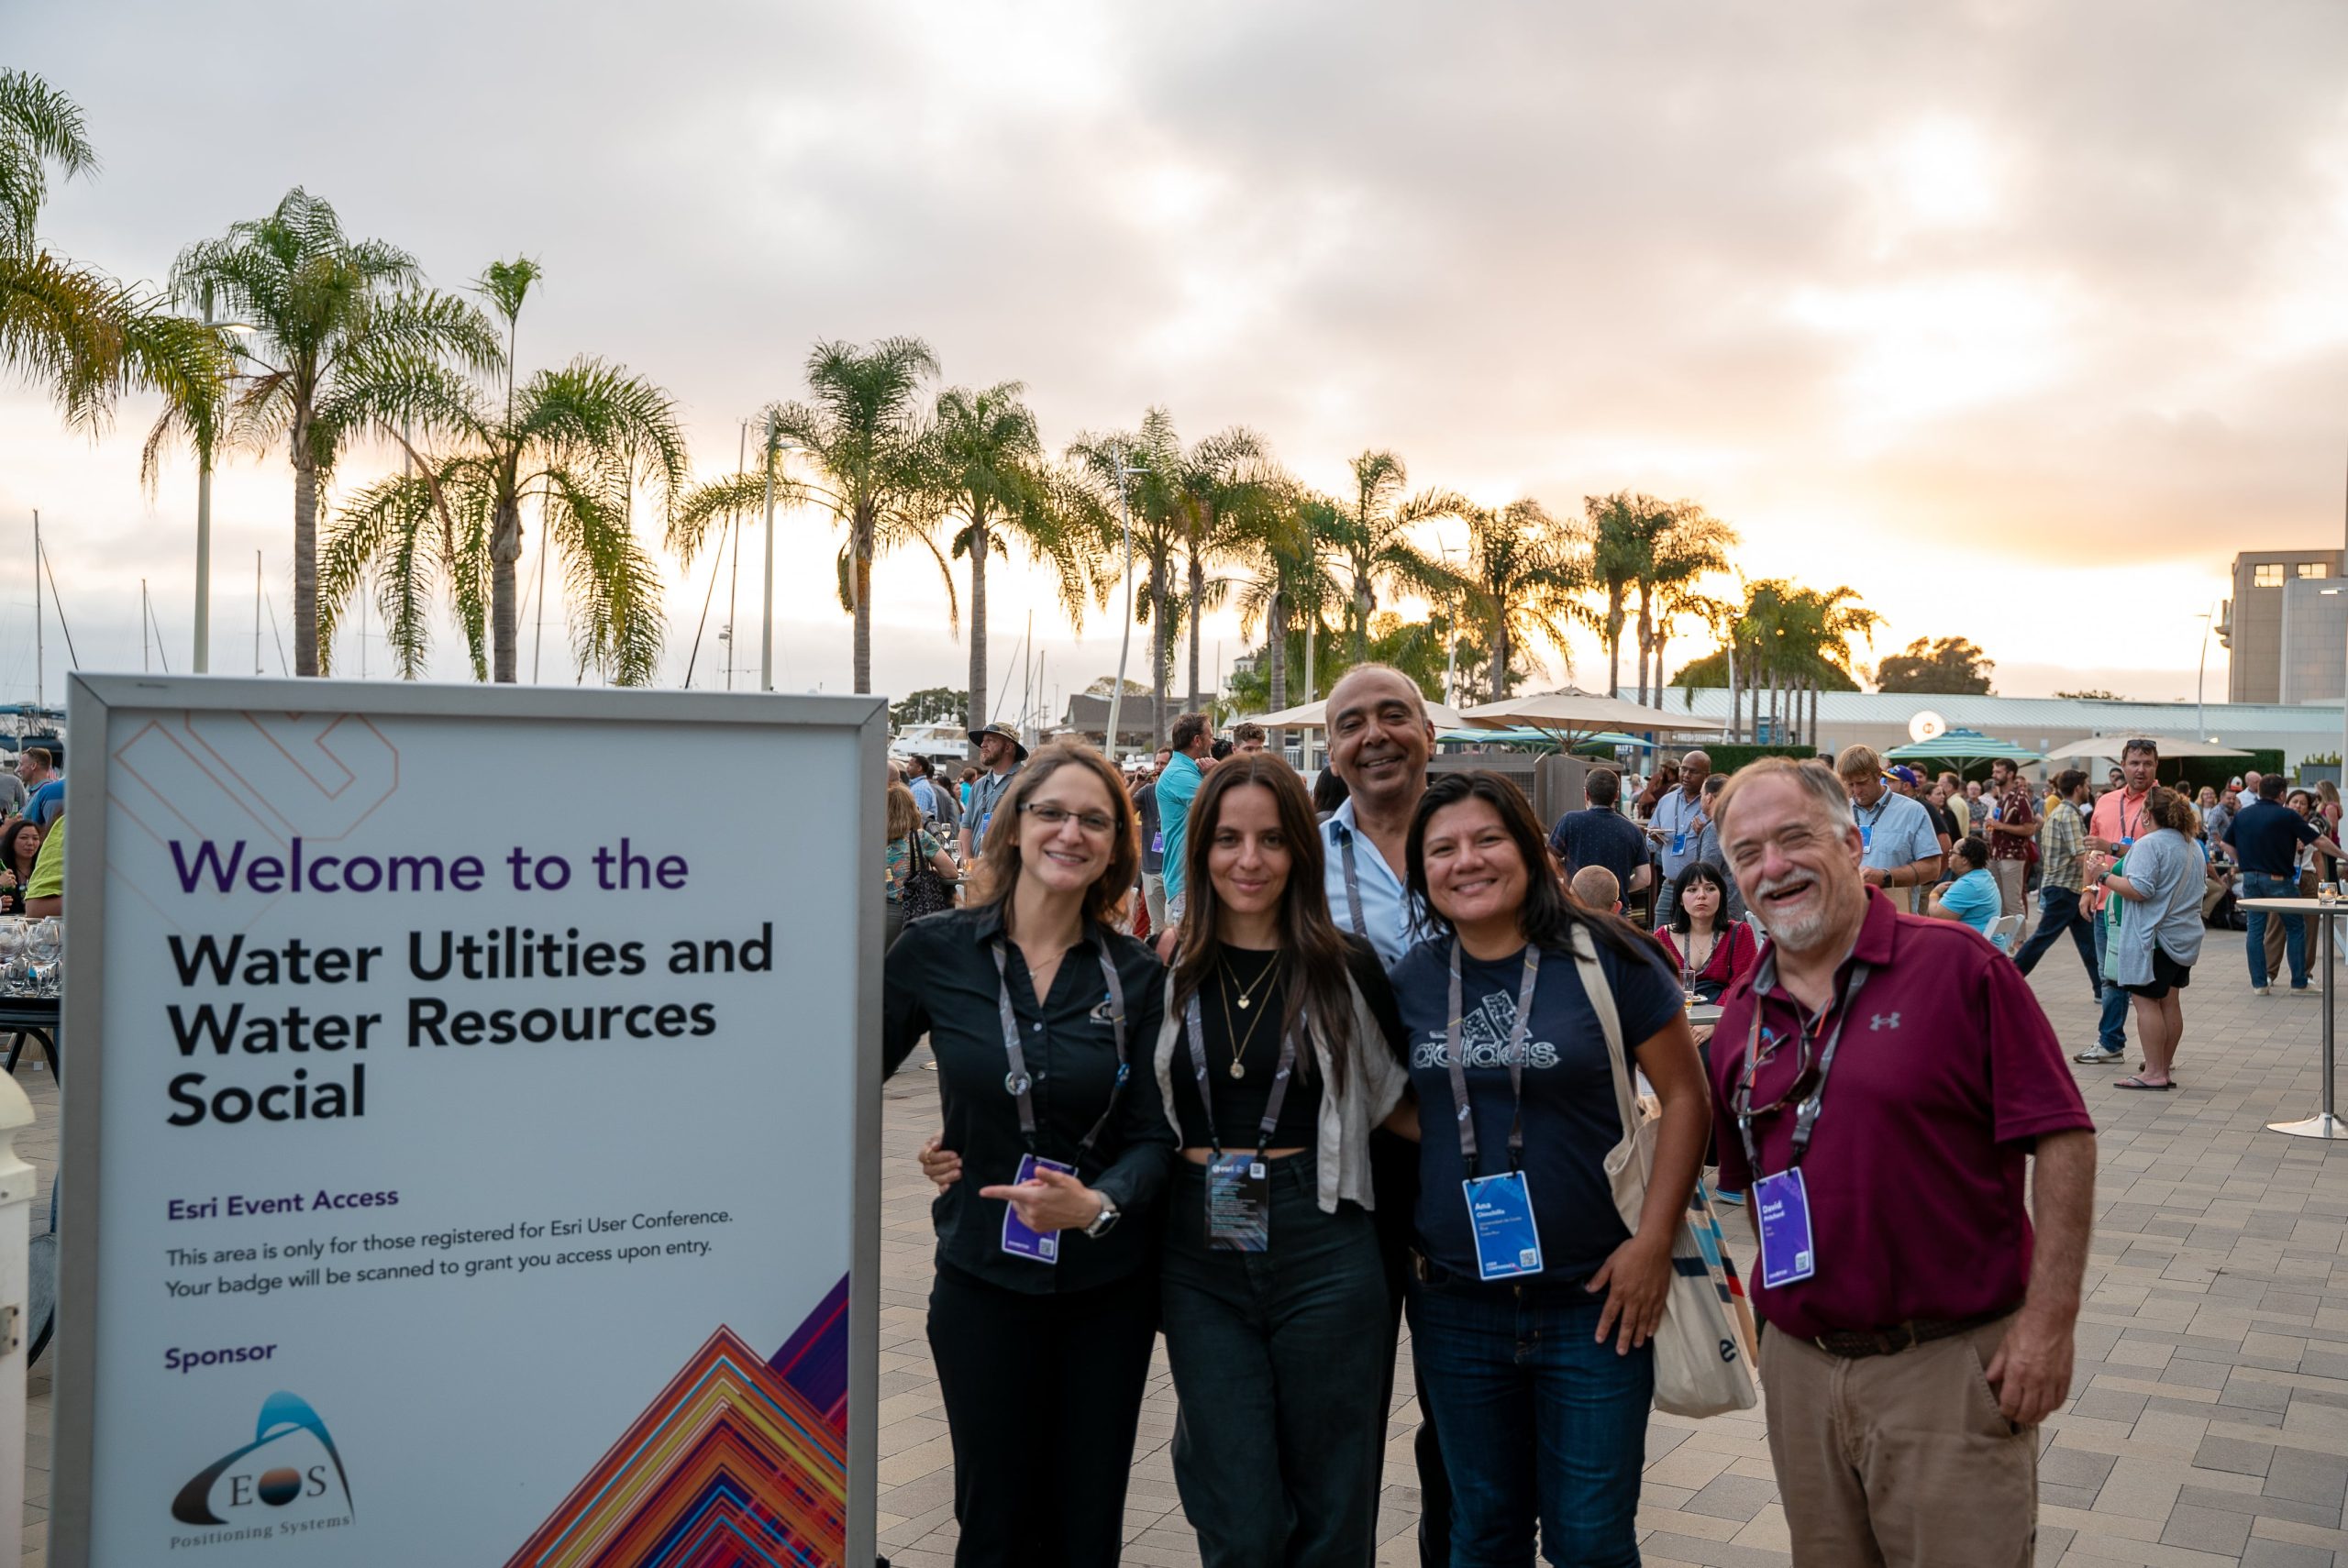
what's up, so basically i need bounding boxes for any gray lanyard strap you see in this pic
[1444,940,1543,1176]
[1181,988,1300,1161]
[1338,830,1370,942]
[1733,959,1872,1177]
[991,938,1131,1165]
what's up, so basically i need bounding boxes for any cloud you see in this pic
[5,0,2346,701]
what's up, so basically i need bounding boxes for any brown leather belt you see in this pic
[1811,1309,2010,1360]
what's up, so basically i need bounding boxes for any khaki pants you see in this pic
[1990,858,2027,920]
[1142,872,1166,933]
[1759,1314,2035,1567]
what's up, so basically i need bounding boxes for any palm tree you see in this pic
[1068,413,1188,746]
[1234,489,1343,728]
[0,70,228,432]
[925,382,1093,743]
[765,337,940,694]
[1329,450,1470,664]
[1574,492,1660,698]
[1460,498,1582,700]
[1164,421,1270,710]
[173,188,502,675]
[1632,502,1735,705]
[316,260,688,684]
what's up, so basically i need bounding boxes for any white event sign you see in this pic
[52,676,882,1567]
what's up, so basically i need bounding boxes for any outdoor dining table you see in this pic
[2240,896,2348,1139]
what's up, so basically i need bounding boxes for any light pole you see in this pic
[1102,454,1146,757]
[2196,601,2217,740]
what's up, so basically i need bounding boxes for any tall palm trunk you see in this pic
[1605,589,1626,695]
[489,492,523,683]
[1634,582,1654,706]
[852,504,875,694]
[1352,563,1372,665]
[1267,591,1289,737]
[1492,595,1514,701]
[1186,537,1205,713]
[966,510,991,755]
[292,437,322,677]
[1149,553,1170,747]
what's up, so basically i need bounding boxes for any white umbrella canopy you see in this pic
[2038,734,2251,762]
[1459,688,1724,737]
[1252,696,1468,731]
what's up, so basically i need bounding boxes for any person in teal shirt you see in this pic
[1157,712,1213,917]
[1929,835,2006,948]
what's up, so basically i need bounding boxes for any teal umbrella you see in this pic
[1883,727,2040,774]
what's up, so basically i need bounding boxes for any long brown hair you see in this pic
[1170,754,1357,1088]
[969,741,1140,931]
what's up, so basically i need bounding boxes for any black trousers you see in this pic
[926,1262,1159,1568]
[1370,1129,1452,1567]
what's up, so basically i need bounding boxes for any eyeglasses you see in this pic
[1020,801,1118,837]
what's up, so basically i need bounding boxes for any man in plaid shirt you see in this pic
[2013,769,2099,998]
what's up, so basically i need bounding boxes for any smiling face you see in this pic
[1326,668,1433,814]
[1723,772,1866,956]
[1015,767,1117,898]
[6,823,36,867]
[1206,783,1291,928]
[1420,796,1531,934]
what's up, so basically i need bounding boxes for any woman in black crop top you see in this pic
[1153,753,1411,1566]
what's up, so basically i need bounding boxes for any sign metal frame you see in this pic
[49,673,887,1566]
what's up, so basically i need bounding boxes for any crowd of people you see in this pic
[0,745,65,919]
[875,672,2098,1568]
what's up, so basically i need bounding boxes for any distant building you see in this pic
[1059,692,1181,754]
[2220,549,2344,704]
[1636,686,2346,773]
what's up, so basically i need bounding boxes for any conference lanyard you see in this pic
[1733,960,1873,1177]
[1445,941,1544,1176]
[991,939,1130,1165]
[1180,991,1300,1163]
[1339,830,1370,942]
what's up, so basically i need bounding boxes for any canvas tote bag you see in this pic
[1571,923,1761,1419]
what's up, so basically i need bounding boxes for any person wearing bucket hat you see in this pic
[961,723,1030,861]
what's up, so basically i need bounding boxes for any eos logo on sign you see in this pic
[170,1391,353,1533]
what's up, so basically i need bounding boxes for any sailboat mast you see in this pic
[142,580,150,672]
[32,512,43,712]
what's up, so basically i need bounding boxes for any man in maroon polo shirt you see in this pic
[1710,757,2096,1566]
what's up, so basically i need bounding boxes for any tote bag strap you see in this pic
[1570,923,1650,1191]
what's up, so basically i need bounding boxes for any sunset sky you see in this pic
[6,1,2347,712]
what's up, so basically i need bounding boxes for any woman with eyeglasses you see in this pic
[882,740,1174,1568]
[1391,771,1709,1567]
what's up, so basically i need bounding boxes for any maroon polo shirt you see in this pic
[1709,889,2093,1340]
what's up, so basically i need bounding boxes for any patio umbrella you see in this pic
[1458,688,1723,742]
[2037,734,2251,761]
[1252,696,1468,731]
[1882,728,2041,769]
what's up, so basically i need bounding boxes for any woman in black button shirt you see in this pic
[1156,753,1409,1567]
[882,741,1173,1568]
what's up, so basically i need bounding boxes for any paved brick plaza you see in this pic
[20,948,2348,1566]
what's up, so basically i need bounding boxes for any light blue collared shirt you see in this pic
[1322,799,1424,970]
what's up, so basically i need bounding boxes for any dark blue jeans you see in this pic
[2012,884,2098,993]
[1162,1154,1391,1568]
[2090,911,2130,1053]
[2243,870,2309,988]
[1408,1269,1655,1568]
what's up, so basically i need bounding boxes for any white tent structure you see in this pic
[2038,735,2252,762]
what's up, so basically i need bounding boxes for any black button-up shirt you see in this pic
[884,903,1173,1294]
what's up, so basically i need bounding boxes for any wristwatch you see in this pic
[1083,1191,1121,1239]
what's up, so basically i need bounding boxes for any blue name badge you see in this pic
[1000,1153,1075,1264]
[1859,825,1874,851]
[1672,832,1688,855]
[1753,1168,1818,1289]
[1463,1172,1544,1281]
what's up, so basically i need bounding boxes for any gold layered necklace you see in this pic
[1217,949,1280,1079]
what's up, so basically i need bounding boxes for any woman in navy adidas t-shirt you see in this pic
[1390,771,1709,1567]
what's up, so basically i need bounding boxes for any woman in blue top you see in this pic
[1390,771,1708,1567]
[1928,835,2006,947]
